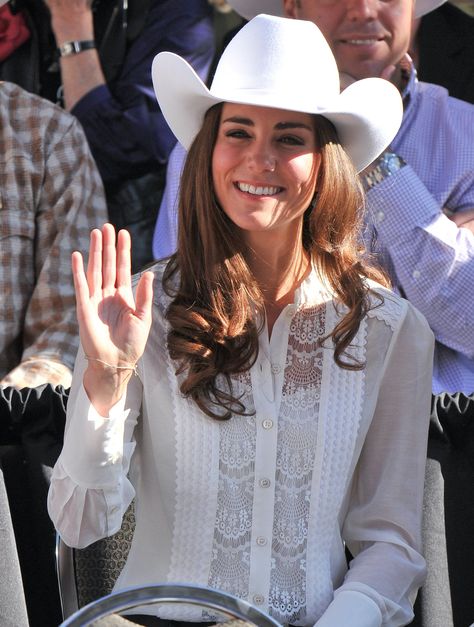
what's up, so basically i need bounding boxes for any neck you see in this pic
[390,64,405,92]
[244,228,310,310]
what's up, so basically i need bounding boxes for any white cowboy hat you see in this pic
[152,14,402,172]
[227,0,446,20]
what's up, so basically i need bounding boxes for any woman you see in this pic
[48,14,434,627]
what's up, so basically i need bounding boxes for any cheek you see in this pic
[384,8,413,51]
[212,144,237,183]
[289,153,320,192]
[295,5,339,44]
[211,145,228,197]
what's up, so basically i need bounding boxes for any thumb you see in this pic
[134,271,154,324]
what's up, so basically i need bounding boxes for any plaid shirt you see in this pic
[0,82,108,389]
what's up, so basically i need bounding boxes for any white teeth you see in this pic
[347,39,378,45]
[237,182,281,195]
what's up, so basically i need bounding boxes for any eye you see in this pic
[224,128,251,139]
[278,135,305,146]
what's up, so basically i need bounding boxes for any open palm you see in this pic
[72,224,153,370]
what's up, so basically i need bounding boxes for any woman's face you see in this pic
[212,103,320,242]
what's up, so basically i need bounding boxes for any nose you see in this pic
[247,141,276,172]
[345,0,378,21]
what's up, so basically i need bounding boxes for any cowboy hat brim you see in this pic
[152,51,402,173]
[227,0,446,20]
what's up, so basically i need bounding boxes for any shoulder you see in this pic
[399,81,474,175]
[366,281,432,341]
[415,81,474,134]
[0,81,75,126]
[365,282,407,331]
[0,81,84,154]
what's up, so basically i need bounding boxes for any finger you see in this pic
[72,251,90,322]
[116,229,132,290]
[86,228,103,297]
[102,223,117,292]
[134,271,154,325]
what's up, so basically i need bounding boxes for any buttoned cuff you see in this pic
[314,590,382,627]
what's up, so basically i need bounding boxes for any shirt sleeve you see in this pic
[366,164,474,359]
[329,302,434,626]
[71,0,215,183]
[47,348,143,549]
[0,116,108,390]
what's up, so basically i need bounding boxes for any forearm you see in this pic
[341,304,433,625]
[68,5,215,179]
[365,164,474,356]
[59,50,106,111]
[49,1,106,110]
[22,117,108,378]
[49,366,140,547]
[83,361,136,418]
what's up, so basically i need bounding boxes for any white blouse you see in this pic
[48,263,434,627]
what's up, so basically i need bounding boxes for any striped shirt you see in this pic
[0,82,108,389]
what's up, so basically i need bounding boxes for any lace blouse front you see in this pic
[208,305,325,624]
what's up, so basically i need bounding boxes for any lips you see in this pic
[236,182,283,196]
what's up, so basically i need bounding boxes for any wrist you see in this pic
[362,152,406,192]
[51,13,94,46]
[57,39,96,58]
[83,364,134,417]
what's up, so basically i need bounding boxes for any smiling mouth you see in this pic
[236,182,283,196]
[341,38,381,45]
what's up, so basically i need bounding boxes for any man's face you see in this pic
[283,0,415,81]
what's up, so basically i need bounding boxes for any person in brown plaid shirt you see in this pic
[0,80,108,390]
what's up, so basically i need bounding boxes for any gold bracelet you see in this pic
[84,355,138,376]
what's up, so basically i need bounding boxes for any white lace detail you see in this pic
[208,372,256,599]
[305,303,367,622]
[207,306,325,624]
[367,285,406,331]
[269,305,325,624]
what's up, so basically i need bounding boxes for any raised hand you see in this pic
[72,224,153,413]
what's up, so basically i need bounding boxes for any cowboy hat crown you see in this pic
[152,14,403,172]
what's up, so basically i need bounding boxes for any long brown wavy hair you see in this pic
[163,103,389,419]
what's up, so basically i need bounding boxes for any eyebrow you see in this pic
[222,116,313,131]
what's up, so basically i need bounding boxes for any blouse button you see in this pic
[259,478,271,488]
[262,419,273,430]
[256,536,267,546]
[271,363,281,374]
[253,594,265,605]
